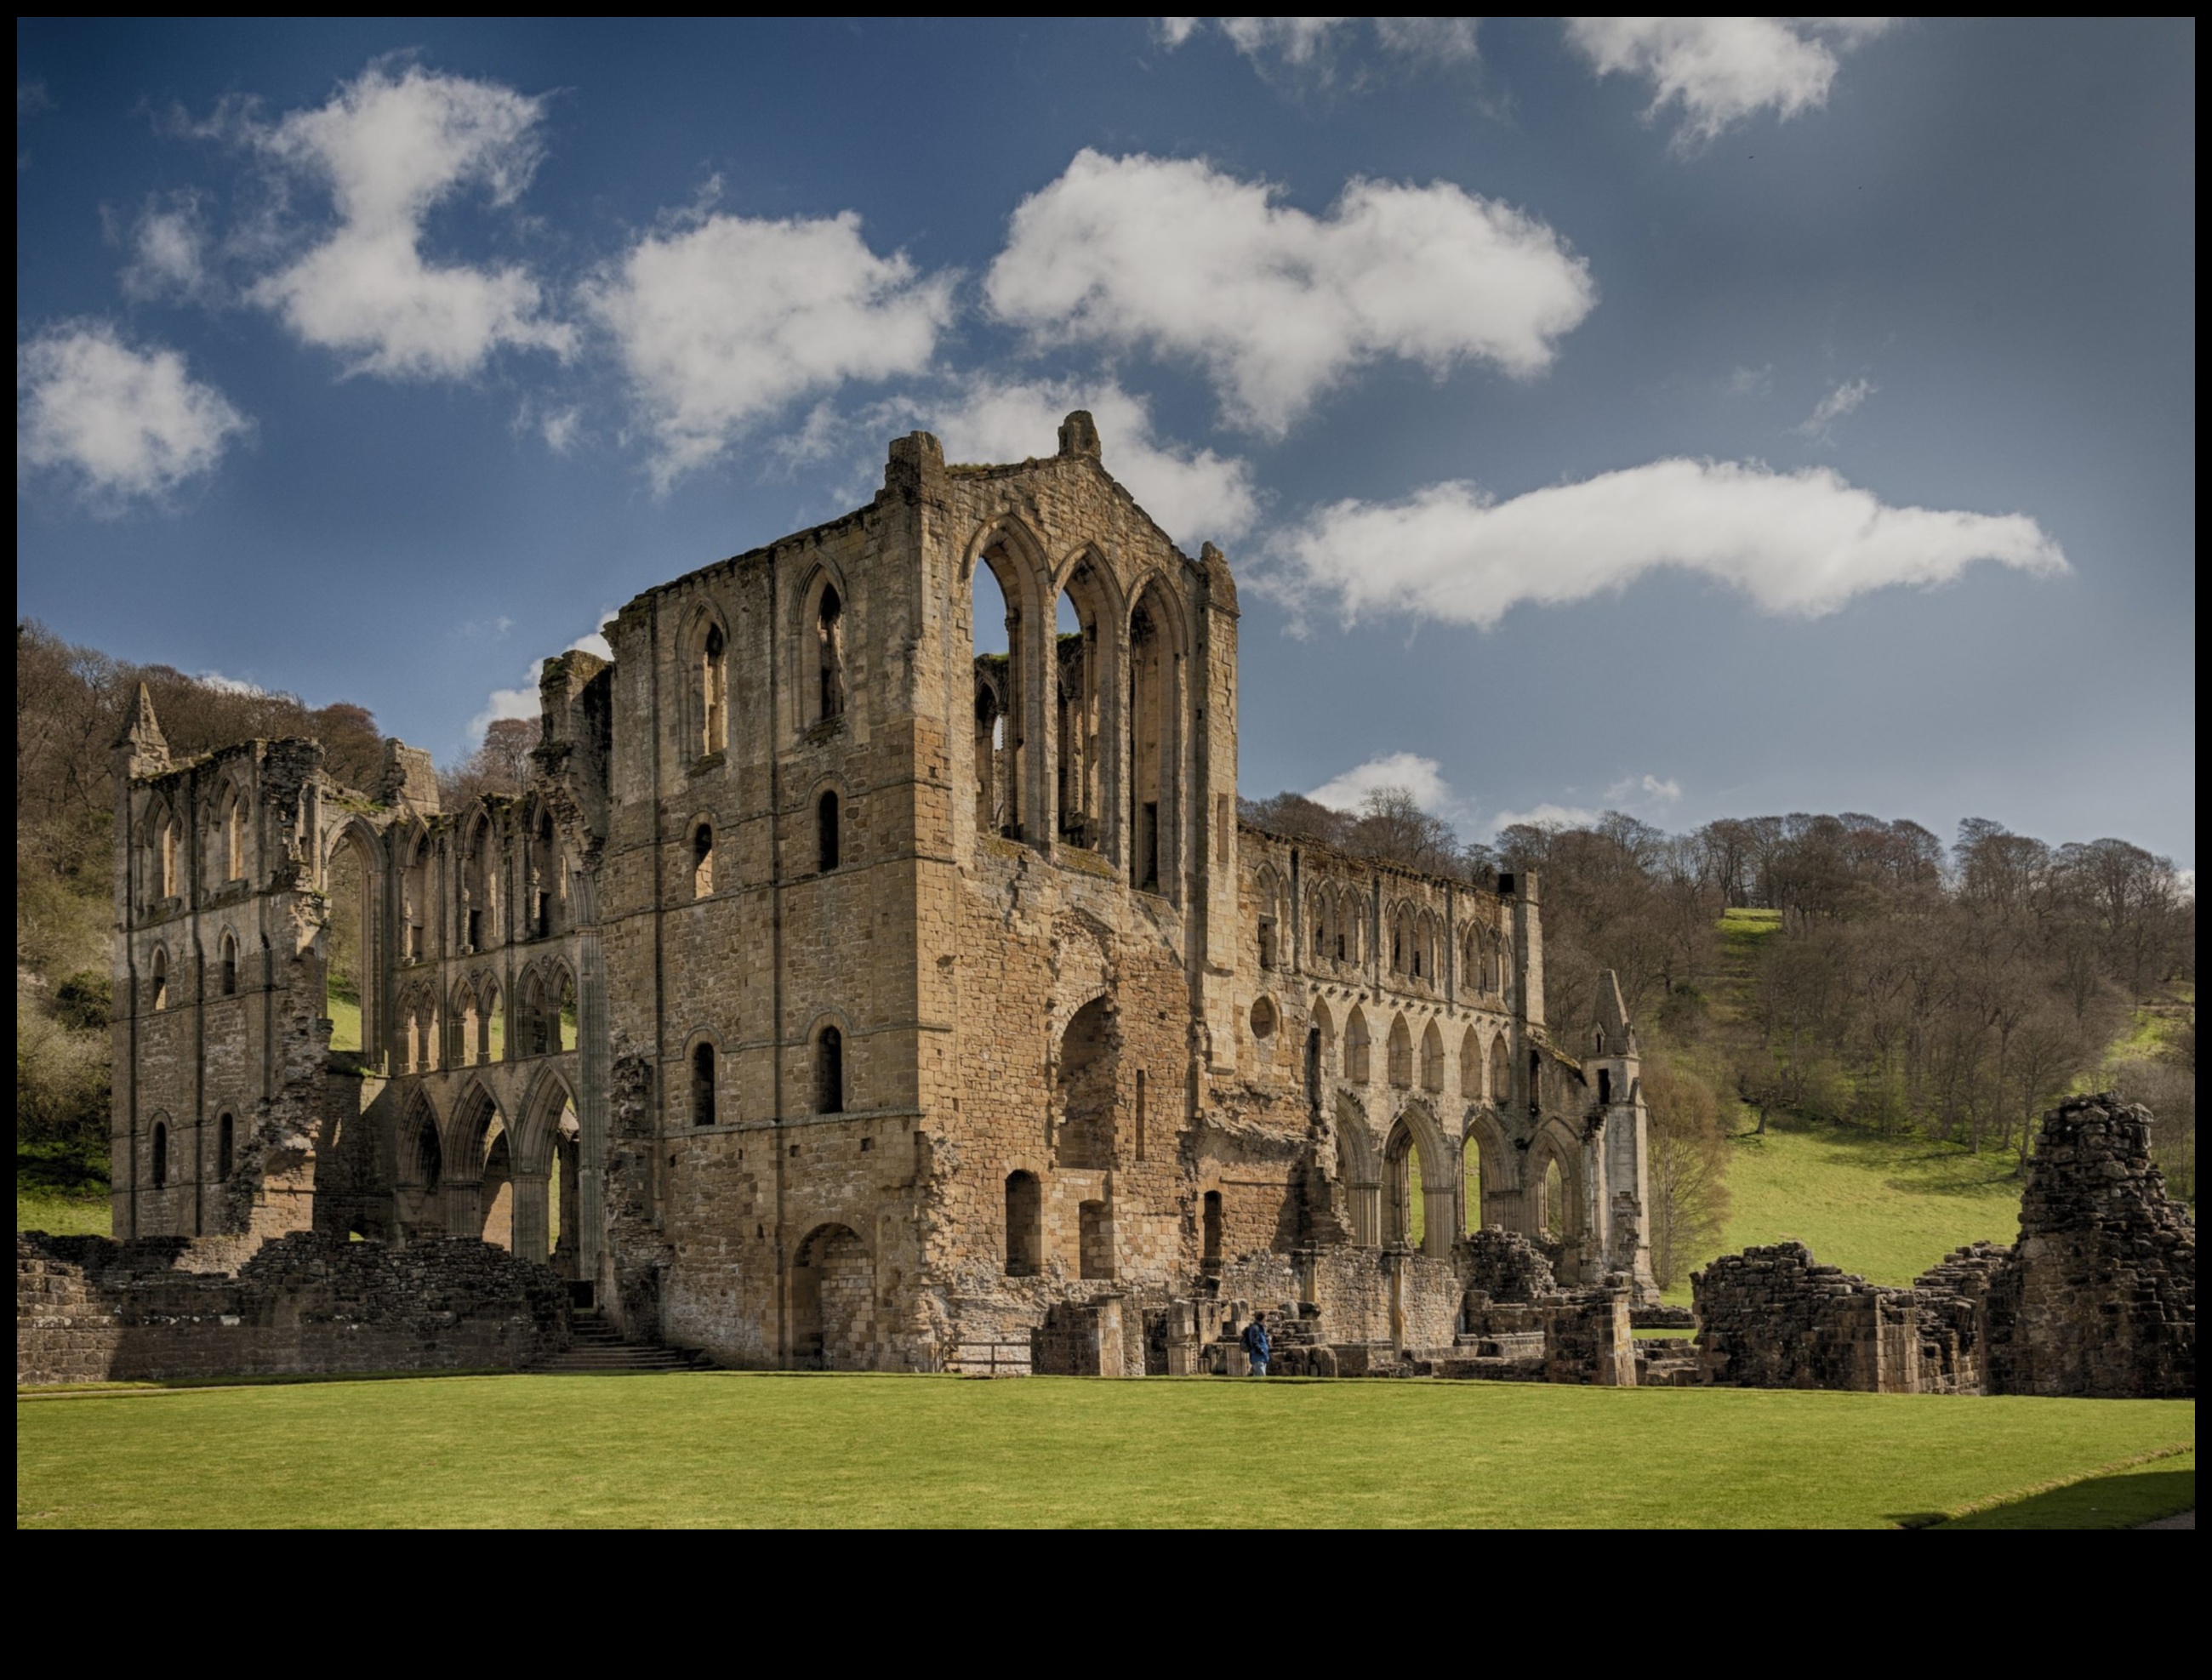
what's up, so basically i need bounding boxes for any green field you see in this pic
[15,1372,2192,1529]
[1662,1113,2025,1302]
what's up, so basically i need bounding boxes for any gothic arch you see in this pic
[1333,1091,1382,1248]
[1385,1096,1455,1257]
[1052,544,1126,858]
[1528,1119,1587,1244]
[1125,570,1188,897]
[678,598,733,760]
[795,559,852,728]
[1460,1103,1517,1234]
[965,515,1052,846]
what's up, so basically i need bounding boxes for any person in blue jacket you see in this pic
[1240,1312,1270,1377]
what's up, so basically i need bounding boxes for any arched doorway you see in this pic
[1055,996,1115,1169]
[1385,1103,1454,1257]
[792,1223,874,1370]
[1334,1094,1381,1247]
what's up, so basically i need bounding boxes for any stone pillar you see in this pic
[573,875,611,1287]
[511,1169,550,1266]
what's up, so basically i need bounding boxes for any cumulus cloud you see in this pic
[1266,458,2067,629]
[18,322,252,506]
[1606,772,1683,806]
[1565,18,1893,151]
[1796,376,1876,442]
[587,204,954,489]
[243,62,573,379]
[117,190,224,305]
[1160,18,1478,81]
[905,374,1259,546]
[986,150,1593,436]
[1489,801,1601,834]
[1308,750,1457,816]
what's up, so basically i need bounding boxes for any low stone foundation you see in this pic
[17,1230,569,1385]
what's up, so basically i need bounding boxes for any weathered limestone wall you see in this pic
[1694,1243,1924,1392]
[16,1231,567,1385]
[1985,1094,2194,1399]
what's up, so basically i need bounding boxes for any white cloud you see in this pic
[539,407,581,454]
[1308,751,1456,817]
[908,374,1259,546]
[1726,362,1773,396]
[1606,772,1684,806]
[985,149,1594,436]
[196,669,269,696]
[1266,458,2067,629]
[245,63,573,379]
[17,322,252,506]
[1489,801,1601,834]
[1796,376,1876,441]
[1565,18,1893,152]
[465,618,615,742]
[1160,18,1477,79]
[587,204,954,489]
[118,191,222,305]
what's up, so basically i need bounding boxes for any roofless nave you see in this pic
[107,412,1658,1370]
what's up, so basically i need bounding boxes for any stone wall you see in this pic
[17,1231,568,1385]
[1693,1243,1924,1392]
[1985,1094,2194,1399]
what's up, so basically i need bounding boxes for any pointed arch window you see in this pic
[150,947,169,1012]
[216,1112,235,1180]
[816,584,845,721]
[151,1120,169,1189]
[698,621,729,757]
[817,790,841,873]
[692,1042,717,1129]
[219,931,238,997]
[224,788,248,882]
[693,822,715,897]
[815,1025,845,1115]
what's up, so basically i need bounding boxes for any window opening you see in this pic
[216,1112,235,1180]
[692,1043,716,1129]
[693,823,715,897]
[700,622,728,756]
[972,555,1017,839]
[151,1121,168,1189]
[1201,1189,1223,1267]
[816,584,845,721]
[1079,1199,1114,1280]
[219,933,237,997]
[151,947,168,1012]
[1004,1171,1041,1276]
[815,1026,844,1114]
[817,790,841,873]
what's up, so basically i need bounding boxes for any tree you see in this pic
[1641,1048,1733,1289]
[439,716,538,805]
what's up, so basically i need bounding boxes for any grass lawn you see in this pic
[17,1142,110,1239]
[15,1371,2192,1529]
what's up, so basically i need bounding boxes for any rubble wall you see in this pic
[1985,1094,2194,1399]
[17,1231,568,1385]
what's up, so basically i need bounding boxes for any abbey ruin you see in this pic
[78,414,1662,1375]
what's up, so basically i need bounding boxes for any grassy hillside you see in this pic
[17,1372,2192,1529]
[1661,1114,2024,1303]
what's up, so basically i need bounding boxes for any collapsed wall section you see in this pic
[17,1231,568,1385]
[1985,1094,2194,1399]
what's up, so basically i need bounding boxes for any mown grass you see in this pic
[14,1371,2191,1529]
[1930,1449,2194,1530]
[17,1142,110,1239]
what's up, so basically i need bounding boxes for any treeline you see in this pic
[16,619,391,1148]
[1243,789,2197,1284]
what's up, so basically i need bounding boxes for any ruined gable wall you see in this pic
[1986,1094,2195,1399]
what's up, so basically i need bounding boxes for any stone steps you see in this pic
[528,1312,709,1374]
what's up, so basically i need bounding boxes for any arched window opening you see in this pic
[324,835,368,1053]
[1421,1021,1445,1092]
[522,971,550,1057]
[698,621,728,757]
[692,1042,717,1129]
[403,837,430,962]
[414,989,439,1073]
[224,789,247,882]
[1004,1171,1042,1277]
[1079,1199,1114,1280]
[1055,997,1115,1170]
[151,1121,168,1190]
[1530,1050,1544,1119]
[1128,591,1168,893]
[1599,1068,1613,1106]
[464,819,497,951]
[1542,1157,1566,1240]
[482,1127,514,1250]
[151,946,169,1012]
[219,932,238,997]
[816,584,845,721]
[1305,1028,1322,1111]
[1345,1007,1371,1084]
[814,1025,844,1115]
[1489,1036,1510,1112]
[1055,564,1111,853]
[1460,1028,1481,1100]
[693,823,715,897]
[972,554,1018,840]
[557,971,578,1053]
[1463,1135,1484,1234]
[158,814,179,901]
[1201,1189,1223,1267]
[458,984,482,1067]
[1387,1125,1425,1250]
[528,810,556,940]
[1388,1015,1413,1089]
[817,790,841,873]
[216,1111,235,1181]
[416,1113,443,1193]
[793,1222,875,1370]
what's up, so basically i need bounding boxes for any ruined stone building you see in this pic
[105,413,1659,1372]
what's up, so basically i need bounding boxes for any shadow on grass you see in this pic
[19,1141,110,1199]
[1896,1461,2195,1531]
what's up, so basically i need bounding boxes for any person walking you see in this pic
[1241,1312,1270,1378]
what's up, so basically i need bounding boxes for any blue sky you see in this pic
[16,19,2196,868]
